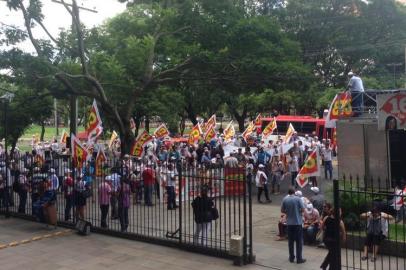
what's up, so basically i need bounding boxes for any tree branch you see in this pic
[17,0,43,57]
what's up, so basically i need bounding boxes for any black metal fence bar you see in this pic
[0,152,253,262]
[337,174,406,270]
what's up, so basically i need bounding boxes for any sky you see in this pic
[0,0,127,53]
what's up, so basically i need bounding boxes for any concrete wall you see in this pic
[337,120,389,187]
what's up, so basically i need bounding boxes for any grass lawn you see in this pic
[22,125,85,141]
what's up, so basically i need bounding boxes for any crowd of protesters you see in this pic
[0,129,335,240]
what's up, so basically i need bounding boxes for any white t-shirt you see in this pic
[321,147,332,162]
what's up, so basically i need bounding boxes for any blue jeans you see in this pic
[351,91,363,115]
[324,160,333,180]
[287,225,304,262]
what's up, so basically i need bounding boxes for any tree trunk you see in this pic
[179,114,186,136]
[134,115,141,138]
[145,116,150,133]
[185,103,198,126]
[117,117,135,157]
[40,121,46,141]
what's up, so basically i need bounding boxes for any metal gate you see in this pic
[335,176,406,270]
[0,153,254,264]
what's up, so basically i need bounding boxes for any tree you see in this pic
[0,82,53,153]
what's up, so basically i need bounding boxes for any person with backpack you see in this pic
[360,208,394,262]
[255,164,271,203]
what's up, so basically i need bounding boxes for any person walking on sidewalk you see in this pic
[281,187,306,264]
[255,164,271,203]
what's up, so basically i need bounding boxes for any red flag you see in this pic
[60,130,68,144]
[154,124,170,139]
[95,148,107,177]
[242,121,255,141]
[296,150,320,188]
[71,134,89,169]
[254,113,262,127]
[204,126,216,142]
[205,114,217,130]
[325,92,353,128]
[130,131,153,157]
[188,124,202,145]
[86,99,103,142]
[262,117,277,138]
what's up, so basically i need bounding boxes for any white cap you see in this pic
[306,203,313,210]
[311,187,320,194]
[49,168,56,173]
[258,164,265,168]
[105,175,112,181]
[295,190,302,197]
[348,71,354,76]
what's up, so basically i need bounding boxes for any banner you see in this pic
[154,124,170,139]
[60,130,68,144]
[95,148,107,177]
[283,123,296,144]
[242,121,255,141]
[262,117,277,138]
[224,168,245,196]
[88,125,103,144]
[223,121,235,143]
[85,99,103,141]
[108,130,118,149]
[205,114,217,130]
[204,125,216,142]
[254,113,262,127]
[71,134,89,169]
[325,92,353,128]
[296,150,320,188]
[130,130,153,157]
[377,92,406,130]
[188,124,202,145]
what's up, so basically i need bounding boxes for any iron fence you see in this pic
[0,151,253,263]
[336,175,406,270]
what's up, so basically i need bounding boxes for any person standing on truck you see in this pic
[346,71,364,116]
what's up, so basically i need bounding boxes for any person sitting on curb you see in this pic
[303,203,320,244]
[276,213,287,241]
[360,208,394,262]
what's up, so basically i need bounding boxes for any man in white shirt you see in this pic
[347,71,364,116]
[321,141,333,180]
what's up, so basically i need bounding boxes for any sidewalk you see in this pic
[0,217,330,270]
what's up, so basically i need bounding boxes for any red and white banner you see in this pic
[130,131,153,157]
[154,124,170,139]
[86,99,103,143]
[377,92,406,130]
[296,150,321,188]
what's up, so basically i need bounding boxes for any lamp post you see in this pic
[217,113,224,134]
[0,92,14,218]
